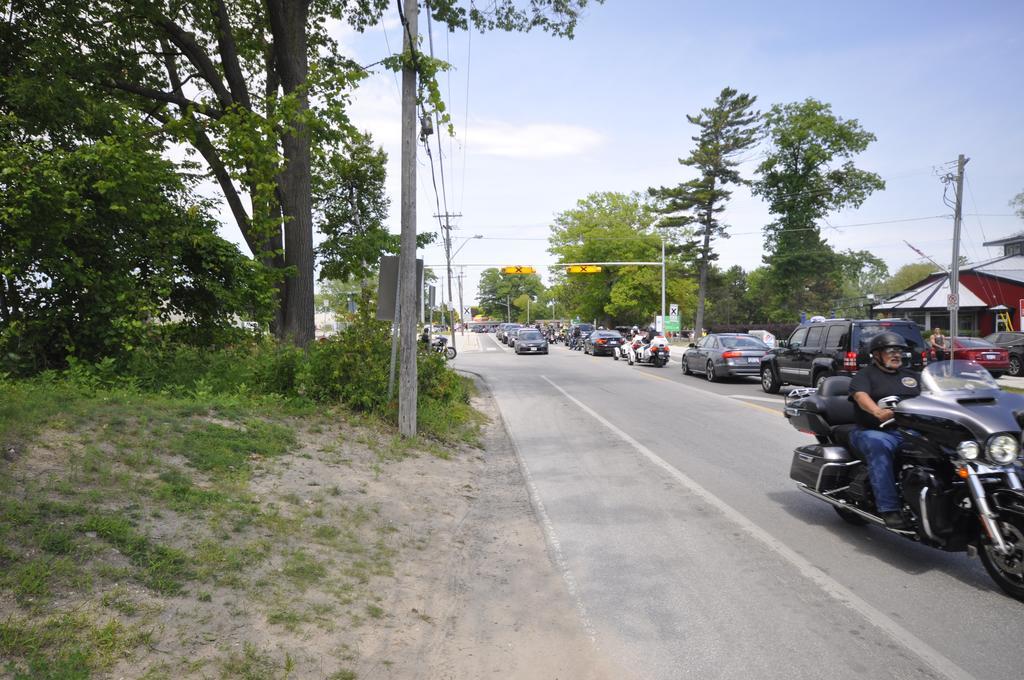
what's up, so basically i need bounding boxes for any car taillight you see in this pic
[844,351,857,370]
[722,351,742,359]
[597,338,606,344]
[921,351,928,366]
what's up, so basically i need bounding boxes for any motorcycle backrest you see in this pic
[818,375,852,397]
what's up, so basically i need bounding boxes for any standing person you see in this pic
[848,332,922,529]
[929,327,948,362]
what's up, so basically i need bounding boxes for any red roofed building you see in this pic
[873,232,1024,335]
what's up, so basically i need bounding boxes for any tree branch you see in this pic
[153,15,234,109]
[108,79,225,120]
[212,0,252,109]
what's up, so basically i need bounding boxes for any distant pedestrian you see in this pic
[929,327,948,362]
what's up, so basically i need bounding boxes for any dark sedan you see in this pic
[683,333,770,382]
[984,331,1024,376]
[583,330,624,356]
[515,329,549,355]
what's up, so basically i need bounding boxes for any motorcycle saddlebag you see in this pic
[784,397,832,438]
[789,444,858,491]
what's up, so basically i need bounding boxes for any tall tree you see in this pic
[6,0,601,346]
[547,192,696,327]
[752,98,885,320]
[649,87,760,335]
[1012,190,1024,220]
[476,268,544,321]
[884,262,938,295]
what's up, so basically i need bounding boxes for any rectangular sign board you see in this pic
[376,255,423,321]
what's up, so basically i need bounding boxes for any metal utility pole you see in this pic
[397,0,418,437]
[947,154,968,344]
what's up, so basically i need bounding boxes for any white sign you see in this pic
[947,293,958,311]
[669,304,679,319]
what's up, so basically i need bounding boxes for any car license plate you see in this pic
[984,353,997,360]
[530,347,538,352]
[747,357,759,364]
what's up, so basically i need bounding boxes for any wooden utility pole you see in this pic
[948,154,968,342]
[398,0,419,437]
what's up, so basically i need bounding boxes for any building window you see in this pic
[1005,243,1024,256]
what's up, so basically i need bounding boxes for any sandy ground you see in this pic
[1,374,619,679]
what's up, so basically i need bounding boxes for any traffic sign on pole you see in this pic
[503,266,536,275]
[567,265,602,274]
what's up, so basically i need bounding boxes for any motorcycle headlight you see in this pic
[957,440,981,461]
[986,434,1020,465]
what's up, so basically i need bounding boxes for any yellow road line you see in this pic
[634,369,782,416]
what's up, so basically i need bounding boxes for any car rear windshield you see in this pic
[721,336,768,349]
[853,322,925,350]
[519,331,543,340]
[593,331,622,338]
[577,324,594,332]
[956,337,997,348]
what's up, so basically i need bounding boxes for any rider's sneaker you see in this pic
[881,511,911,530]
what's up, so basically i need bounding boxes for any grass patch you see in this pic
[79,513,190,595]
[0,612,149,678]
[281,549,327,590]
[170,420,296,474]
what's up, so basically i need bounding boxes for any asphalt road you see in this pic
[453,332,1023,680]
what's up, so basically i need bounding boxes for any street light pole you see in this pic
[661,236,666,334]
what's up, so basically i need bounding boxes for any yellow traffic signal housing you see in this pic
[503,266,536,275]
[567,265,602,274]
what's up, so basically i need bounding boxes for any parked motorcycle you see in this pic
[785,360,1024,600]
[431,335,457,360]
[627,334,670,367]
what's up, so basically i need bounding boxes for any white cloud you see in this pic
[466,121,604,159]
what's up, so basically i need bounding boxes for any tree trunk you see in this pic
[267,0,314,346]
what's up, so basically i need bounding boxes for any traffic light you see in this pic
[567,265,602,274]
[502,266,536,275]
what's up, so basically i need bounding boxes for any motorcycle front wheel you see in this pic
[979,515,1024,601]
[445,347,457,360]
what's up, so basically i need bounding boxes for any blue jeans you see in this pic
[848,428,905,513]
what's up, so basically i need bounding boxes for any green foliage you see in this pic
[547,192,696,326]
[1011,190,1023,221]
[0,115,275,374]
[884,262,939,295]
[476,269,546,322]
[751,98,885,321]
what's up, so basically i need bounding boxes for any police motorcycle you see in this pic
[627,329,670,368]
[785,360,1024,600]
[619,327,640,361]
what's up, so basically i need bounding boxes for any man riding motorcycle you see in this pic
[848,332,921,530]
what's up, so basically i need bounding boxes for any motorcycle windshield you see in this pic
[920,360,999,394]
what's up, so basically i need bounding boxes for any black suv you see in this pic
[759,319,927,393]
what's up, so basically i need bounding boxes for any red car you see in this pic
[950,336,1010,378]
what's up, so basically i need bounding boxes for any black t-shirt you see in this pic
[848,364,922,429]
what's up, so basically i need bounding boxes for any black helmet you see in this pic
[869,332,908,354]
[648,325,657,333]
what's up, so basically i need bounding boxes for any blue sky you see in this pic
[310,0,1024,309]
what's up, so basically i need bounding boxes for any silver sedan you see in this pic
[682,333,770,382]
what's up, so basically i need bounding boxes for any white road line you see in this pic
[728,394,785,403]
[485,347,497,352]
[541,374,977,680]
